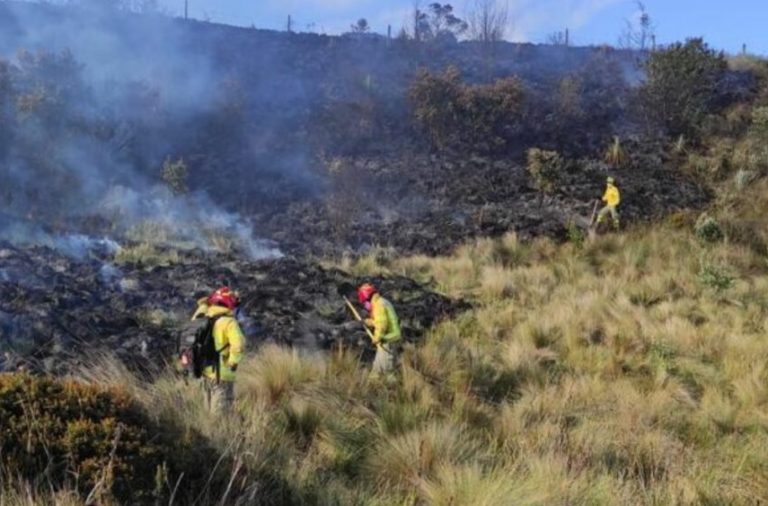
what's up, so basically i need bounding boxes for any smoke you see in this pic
[0,0,643,261]
[99,185,282,258]
[0,212,116,255]
[0,1,294,259]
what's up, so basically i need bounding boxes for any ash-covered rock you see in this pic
[0,244,466,374]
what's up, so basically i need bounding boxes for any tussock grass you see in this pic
[113,242,181,267]
[0,482,83,506]
[319,177,768,504]
[365,421,487,490]
[53,210,768,504]
[11,180,768,503]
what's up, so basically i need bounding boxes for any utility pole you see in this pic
[387,24,392,46]
[565,28,569,46]
[742,43,747,55]
[184,0,188,20]
[287,15,292,33]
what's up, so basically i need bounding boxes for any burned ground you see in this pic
[0,244,466,374]
[257,151,710,256]
[0,1,713,260]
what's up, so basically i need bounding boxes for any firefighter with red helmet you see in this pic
[188,286,246,413]
[357,283,402,377]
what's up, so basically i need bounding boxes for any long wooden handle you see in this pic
[344,297,376,341]
[589,200,599,226]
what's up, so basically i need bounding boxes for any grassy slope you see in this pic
[7,57,768,506]
[8,179,768,506]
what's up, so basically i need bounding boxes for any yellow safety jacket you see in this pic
[365,294,401,345]
[602,183,621,207]
[199,305,245,382]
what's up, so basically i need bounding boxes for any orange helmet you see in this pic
[207,287,240,310]
[357,283,377,304]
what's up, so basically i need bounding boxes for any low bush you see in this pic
[409,66,524,153]
[694,214,724,243]
[526,148,563,204]
[0,373,218,505]
[161,157,189,195]
[698,262,734,291]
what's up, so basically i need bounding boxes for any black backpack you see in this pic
[191,315,228,380]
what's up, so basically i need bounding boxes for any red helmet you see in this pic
[357,283,377,304]
[207,287,239,310]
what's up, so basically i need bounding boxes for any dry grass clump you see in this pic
[12,176,768,504]
[237,345,327,406]
[113,242,181,267]
[303,183,768,502]
[365,421,487,490]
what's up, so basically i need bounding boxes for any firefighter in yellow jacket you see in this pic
[191,287,246,413]
[596,176,621,230]
[357,283,401,377]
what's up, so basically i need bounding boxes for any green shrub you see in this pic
[409,66,462,149]
[639,38,728,139]
[409,67,524,153]
[750,106,768,136]
[0,374,217,505]
[566,219,586,248]
[161,157,189,195]
[458,76,524,152]
[698,263,734,291]
[694,214,724,243]
[526,148,563,204]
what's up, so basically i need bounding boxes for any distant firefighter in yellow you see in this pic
[596,176,621,230]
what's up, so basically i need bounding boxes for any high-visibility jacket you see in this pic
[365,294,401,344]
[201,305,245,382]
[602,183,621,207]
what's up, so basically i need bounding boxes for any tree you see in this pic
[410,2,468,42]
[619,1,654,50]
[546,29,569,46]
[350,18,370,33]
[638,38,727,139]
[466,0,509,74]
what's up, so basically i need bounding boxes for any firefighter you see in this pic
[596,176,621,230]
[189,287,246,413]
[357,283,401,377]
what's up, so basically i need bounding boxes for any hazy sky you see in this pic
[157,0,767,55]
